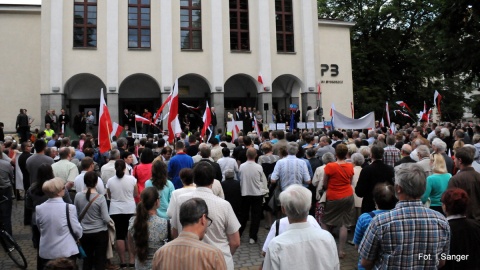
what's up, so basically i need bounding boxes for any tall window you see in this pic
[180,0,202,50]
[275,0,294,52]
[73,0,97,47]
[229,0,249,51]
[128,0,151,48]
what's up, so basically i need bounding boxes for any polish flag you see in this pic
[201,101,212,140]
[330,103,335,118]
[395,101,412,113]
[434,90,442,116]
[231,118,240,143]
[111,122,124,139]
[385,101,391,128]
[380,117,384,128]
[153,93,172,124]
[421,101,428,122]
[135,115,154,125]
[99,89,113,153]
[258,73,266,91]
[254,116,261,134]
[317,82,322,100]
[167,78,182,143]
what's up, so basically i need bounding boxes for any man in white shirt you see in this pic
[52,147,79,189]
[74,157,105,195]
[263,185,340,270]
[217,147,238,181]
[100,149,120,185]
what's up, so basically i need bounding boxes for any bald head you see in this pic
[401,144,412,156]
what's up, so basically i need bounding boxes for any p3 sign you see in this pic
[321,64,339,77]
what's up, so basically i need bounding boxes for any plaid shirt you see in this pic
[359,200,450,269]
[383,145,401,167]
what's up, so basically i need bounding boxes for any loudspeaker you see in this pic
[264,103,269,110]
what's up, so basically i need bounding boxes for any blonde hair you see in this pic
[431,153,447,174]
[453,140,465,155]
[42,177,65,198]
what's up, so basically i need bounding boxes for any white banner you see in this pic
[297,122,306,129]
[277,123,286,130]
[332,109,375,129]
[268,123,277,130]
[316,122,324,128]
[306,122,315,129]
[226,121,243,132]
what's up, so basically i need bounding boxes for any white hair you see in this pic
[279,185,312,221]
[351,153,365,166]
[432,138,446,152]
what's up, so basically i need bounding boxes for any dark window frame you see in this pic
[275,0,294,53]
[73,0,97,48]
[180,0,202,50]
[229,0,250,51]
[128,0,151,49]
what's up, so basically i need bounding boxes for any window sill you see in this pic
[277,52,297,55]
[72,47,97,50]
[181,49,203,52]
[128,48,152,51]
[231,50,252,54]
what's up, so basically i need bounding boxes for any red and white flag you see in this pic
[385,101,391,127]
[351,102,354,118]
[231,118,240,143]
[135,115,154,126]
[99,89,113,153]
[330,103,335,118]
[258,73,266,91]
[111,122,124,139]
[167,78,182,143]
[395,101,412,113]
[254,116,261,134]
[380,117,384,128]
[421,101,428,122]
[201,101,212,140]
[153,93,172,124]
[434,90,442,116]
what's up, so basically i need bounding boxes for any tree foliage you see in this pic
[318,0,479,122]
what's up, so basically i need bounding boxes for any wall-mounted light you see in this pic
[52,86,60,93]
[215,86,222,92]
[108,87,116,92]
[164,86,171,92]
[264,86,270,92]
[308,87,315,92]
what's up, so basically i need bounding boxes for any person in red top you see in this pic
[322,143,354,259]
[142,108,153,134]
[132,148,154,203]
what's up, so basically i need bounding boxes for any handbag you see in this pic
[66,204,87,259]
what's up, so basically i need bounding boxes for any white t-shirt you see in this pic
[106,175,137,215]
[262,215,320,253]
[74,171,105,195]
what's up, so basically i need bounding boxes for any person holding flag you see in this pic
[201,102,212,142]
[167,79,182,143]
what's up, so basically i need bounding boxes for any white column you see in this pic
[106,0,119,93]
[50,0,63,92]
[211,0,224,91]
[258,0,273,92]
[160,0,173,89]
[301,0,316,92]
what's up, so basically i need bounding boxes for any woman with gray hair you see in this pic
[312,152,335,225]
[36,177,82,269]
[351,153,365,222]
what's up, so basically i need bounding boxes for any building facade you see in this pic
[1,0,355,133]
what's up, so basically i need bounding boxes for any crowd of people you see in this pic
[2,108,480,269]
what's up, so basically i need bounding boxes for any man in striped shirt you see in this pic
[152,198,227,270]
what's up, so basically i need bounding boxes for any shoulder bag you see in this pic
[66,203,88,259]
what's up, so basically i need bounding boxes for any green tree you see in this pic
[318,0,477,122]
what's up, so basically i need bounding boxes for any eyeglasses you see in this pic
[204,214,213,227]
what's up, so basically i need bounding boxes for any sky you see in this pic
[0,0,41,4]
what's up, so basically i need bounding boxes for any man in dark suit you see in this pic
[355,145,395,213]
[193,147,222,181]
[242,107,251,133]
[394,144,416,167]
[221,169,242,220]
[210,107,217,136]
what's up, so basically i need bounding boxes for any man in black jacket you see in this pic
[355,145,395,213]
[394,144,416,167]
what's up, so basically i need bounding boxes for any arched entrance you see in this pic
[119,73,161,117]
[178,74,211,132]
[224,74,258,110]
[272,74,303,115]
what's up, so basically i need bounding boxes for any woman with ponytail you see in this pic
[128,187,168,270]
[145,160,175,218]
[74,171,110,270]
[106,160,138,268]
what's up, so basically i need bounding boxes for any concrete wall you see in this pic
[0,6,41,132]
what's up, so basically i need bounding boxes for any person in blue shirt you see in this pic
[353,183,397,270]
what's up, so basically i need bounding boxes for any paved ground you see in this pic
[0,200,359,269]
